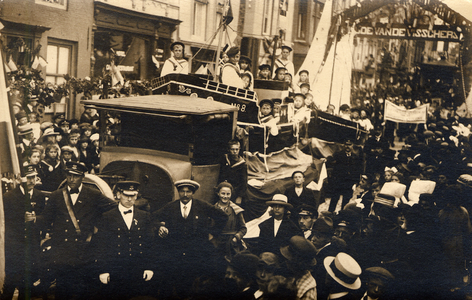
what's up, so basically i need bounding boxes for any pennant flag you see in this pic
[7,56,17,72]
[4,62,11,73]
[31,56,39,69]
[38,56,48,68]
[223,0,233,25]
[151,55,160,69]
[111,63,124,86]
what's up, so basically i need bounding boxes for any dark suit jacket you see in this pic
[3,186,46,272]
[38,185,116,266]
[155,198,228,261]
[257,217,302,256]
[94,206,154,275]
[284,186,316,209]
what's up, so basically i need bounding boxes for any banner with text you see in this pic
[384,100,429,124]
[356,25,462,42]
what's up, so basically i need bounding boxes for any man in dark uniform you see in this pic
[327,140,363,212]
[155,179,228,298]
[2,164,46,300]
[37,161,116,300]
[296,204,318,240]
[284,171,317,210]
[94,181,155,300]
[218,139,248,205]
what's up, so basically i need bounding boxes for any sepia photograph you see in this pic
[1,0,472,299]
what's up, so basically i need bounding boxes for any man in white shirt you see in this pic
[155,179,228,299]
[95,181,154,300]
[160,41,189,76]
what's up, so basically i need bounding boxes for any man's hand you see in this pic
[99,273,110,284]
[143,270,154,281]
[158,226,169,238]
[25,211,36,223]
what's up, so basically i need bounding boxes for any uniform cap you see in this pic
[170,41,185,51]
[65,161,88,176]
[116,181,140,196]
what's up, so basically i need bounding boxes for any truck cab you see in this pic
[82,95,238,211]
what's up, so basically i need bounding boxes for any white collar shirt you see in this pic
[68,184,83,205]
[180,200,192,219]
[19,186,33,198]
[295,186,303,196]
[274,218,282,237]
[119,203,134,229]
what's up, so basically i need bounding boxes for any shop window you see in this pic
[35,0,67,10]
[297,0,308,40]
[193,0,208,38]
[46,43,71,85]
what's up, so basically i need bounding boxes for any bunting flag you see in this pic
[31,55,48,69]
[7,55,17,72]
[151,55,160,69]
[384,100,429,124]
[111,62,124,86]
[223,0,233,25]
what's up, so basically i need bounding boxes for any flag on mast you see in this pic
[223,0,233,25]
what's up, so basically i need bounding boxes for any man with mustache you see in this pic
[155,179,228,299]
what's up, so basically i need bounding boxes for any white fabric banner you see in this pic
[384,100,429,124]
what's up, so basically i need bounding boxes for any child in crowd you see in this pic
[239,55,254,90]
[241,73,252,90]
[38,144,63,192]
[297,69,310,85]
[257,64,271,80]
[273,67,286,81]
[299,83,310,95]
[28,112,41,143]
[259,99,279,136]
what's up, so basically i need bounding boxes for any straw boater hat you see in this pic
[174,179,200,192]
[266,194,293,209]
[324,252,362,290]
[18,124,33,136]
[41,127,60,138]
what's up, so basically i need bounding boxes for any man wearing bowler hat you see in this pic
[2,164,46,300]
[37,161,116,300]
[94,181,155,300]
[160,41,189,76]
[155,179,228,298]
[256,194,302,257]
[280,236,318,300]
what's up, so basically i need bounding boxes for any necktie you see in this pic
[70,188,79,194]
[183,205,188,219]
[124,210,132,215]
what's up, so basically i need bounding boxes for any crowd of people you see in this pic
[4,40,472,300]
